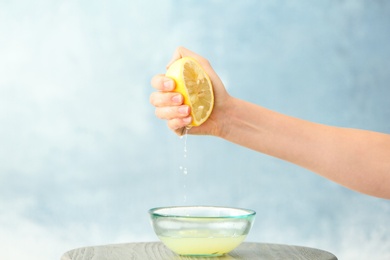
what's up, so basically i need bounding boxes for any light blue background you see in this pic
[1,1,389,259]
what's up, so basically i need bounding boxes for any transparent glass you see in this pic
[149,206,256,257]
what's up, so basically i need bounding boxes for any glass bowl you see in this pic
[148,206,256,257]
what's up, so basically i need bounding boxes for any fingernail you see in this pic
[183,116,192,124]
[163,79,173,90]
[172,94,182,104]
[178,106,189,114]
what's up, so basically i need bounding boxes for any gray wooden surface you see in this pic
[61,242,338,260]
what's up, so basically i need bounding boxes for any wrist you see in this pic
[213,95,237,139]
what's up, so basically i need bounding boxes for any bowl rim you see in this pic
[148,205,256,219]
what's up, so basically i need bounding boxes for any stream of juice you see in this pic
[179,127,190,203]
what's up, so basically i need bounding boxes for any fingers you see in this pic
[150,74,175,91]
[168,117,193,132]
[155,105,190,120]
[150,92,183,107]
[173,126,192,136]
[150,70,193,132]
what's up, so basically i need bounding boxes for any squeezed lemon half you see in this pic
[166,57,214,126]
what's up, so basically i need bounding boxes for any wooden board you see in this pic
[61,242,338,260]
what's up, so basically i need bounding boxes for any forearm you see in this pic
[219,97,390,199]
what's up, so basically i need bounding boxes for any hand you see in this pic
[150,46,230,136]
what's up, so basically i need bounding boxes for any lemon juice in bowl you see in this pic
[158,230,247,256]
[149,206,256,257]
